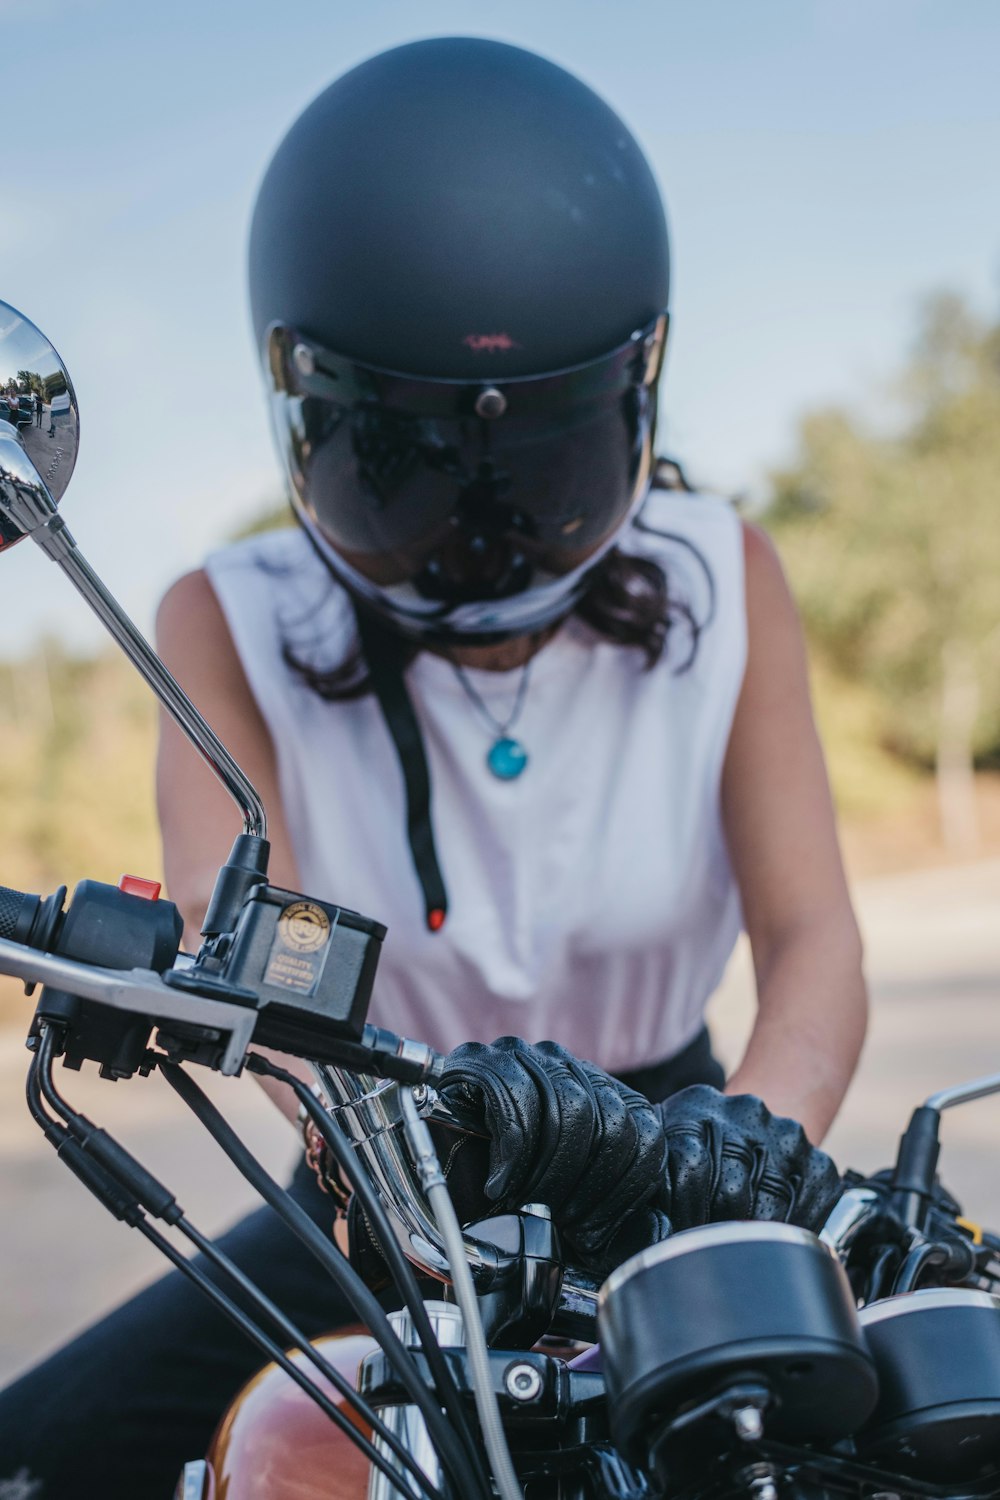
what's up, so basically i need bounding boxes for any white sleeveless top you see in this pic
[204,491,746,1073]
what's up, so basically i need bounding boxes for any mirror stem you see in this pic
[0,432,266,841]
[48,529,268,841]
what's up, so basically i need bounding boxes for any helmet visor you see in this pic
[264,315,667,640]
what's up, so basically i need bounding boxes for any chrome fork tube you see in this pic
[819,1187,883,1256]
[366,1303,465,1500]
[312,1064,498,1283]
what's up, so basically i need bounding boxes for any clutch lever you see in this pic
[423,1089,490,1139]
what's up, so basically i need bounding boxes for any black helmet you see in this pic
[249,37,670,642]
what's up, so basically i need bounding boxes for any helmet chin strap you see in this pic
[352,605,449,933]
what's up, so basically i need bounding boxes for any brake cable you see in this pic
[159,1059,490,1500]
[399,1085,524,1500]
[31,1028,449,1500]
[250,1052,489,1489]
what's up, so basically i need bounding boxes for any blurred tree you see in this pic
[0,642,159,891]
[767,293,1000,851]
[231,499,293,539]
[0,643,163,1019]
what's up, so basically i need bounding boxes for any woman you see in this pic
[160,35,864,1142]
[0,37,863,1497]
[158,16,863,1438]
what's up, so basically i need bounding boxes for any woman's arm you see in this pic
[155,568,310,1122]
[721,523,867,1144]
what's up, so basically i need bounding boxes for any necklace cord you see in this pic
[451,657,533,737]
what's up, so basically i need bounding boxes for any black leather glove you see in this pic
[347,1049,843,1289]
[438,1037,672,1277]
[655,1085,842,1234]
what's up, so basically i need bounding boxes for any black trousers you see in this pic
[0,1032,723,1498]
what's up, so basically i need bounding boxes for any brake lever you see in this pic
[819,1186,884,1256]
[0,936,257,1076]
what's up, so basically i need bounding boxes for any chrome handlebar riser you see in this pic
[312,1065,500,1284]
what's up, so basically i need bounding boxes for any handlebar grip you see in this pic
[0,885,41,944]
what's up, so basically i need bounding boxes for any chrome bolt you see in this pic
[733,1406,765,1442]
[504,1362,543,1403]
[474,387,507,419]
[292,342,316,376]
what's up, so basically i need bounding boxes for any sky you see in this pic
[2,0,999,652]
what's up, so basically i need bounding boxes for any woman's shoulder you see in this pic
[156,565,231,658]
[630,480,786,602]
[627,481,742,556]
[203,521,320,583]
[621,482,745,647]
[202,523,357,676]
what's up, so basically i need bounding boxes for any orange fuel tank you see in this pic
[203,1328,378,1500]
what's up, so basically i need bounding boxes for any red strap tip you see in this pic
[426,908,446,932]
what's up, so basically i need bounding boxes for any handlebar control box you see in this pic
[32,879,185,1078]
[217,884,386,1060]
[23,876,386,1076]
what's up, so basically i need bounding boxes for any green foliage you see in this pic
[14,369,42,397]
[0,644,160,891]
[0,493,291,1019]
[766,293,1000,771]
[806,658,922,820]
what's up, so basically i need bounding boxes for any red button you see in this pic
[118,875,162,901]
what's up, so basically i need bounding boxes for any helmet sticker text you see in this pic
[463,333,521,352]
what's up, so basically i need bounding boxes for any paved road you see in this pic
[1,858,998,1384]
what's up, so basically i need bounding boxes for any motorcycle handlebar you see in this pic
[0,921,967,1337]
[315,1074,893,1340]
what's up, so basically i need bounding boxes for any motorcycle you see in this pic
[2,299,1000,1500]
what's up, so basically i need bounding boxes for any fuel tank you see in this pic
[202,1328,378,1499]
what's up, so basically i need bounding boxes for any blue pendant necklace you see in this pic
[452,658,533,780]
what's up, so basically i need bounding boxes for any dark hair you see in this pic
[282,457,714,701]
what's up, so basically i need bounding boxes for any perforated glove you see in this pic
[655,1085,842,1234]
[438,1037,672,1277]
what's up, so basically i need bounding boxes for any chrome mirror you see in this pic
[0,300,80,551]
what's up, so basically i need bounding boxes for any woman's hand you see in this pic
[434,1039,844,1280]
[656,1085,843,1233]
[439,1037,671,1277]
